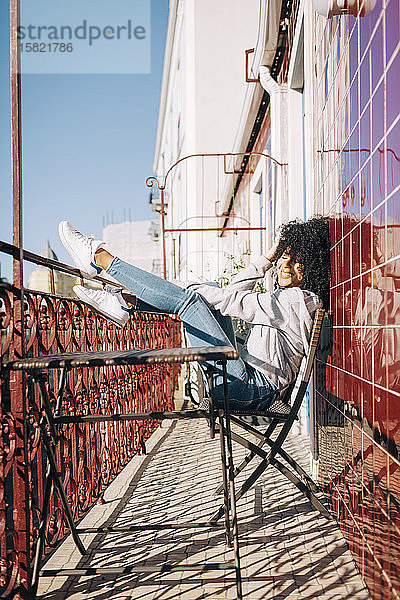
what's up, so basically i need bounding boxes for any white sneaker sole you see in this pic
[74,287,129,328]
[59,221,98,279]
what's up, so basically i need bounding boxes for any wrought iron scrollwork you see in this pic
[0,287,181,596]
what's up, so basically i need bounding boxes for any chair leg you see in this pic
[229,415,320,494]
[218,412,232,546]
[273,446,320,493]
[210,434,332,523]
[220,362,242,600]
[213,418,280,496]
[270,457,332,520]
[206,367,216,439]
[209,454,271,523]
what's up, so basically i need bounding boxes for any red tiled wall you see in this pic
[313,1,400,598]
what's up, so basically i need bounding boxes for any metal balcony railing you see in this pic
[0,242,182,598]
[147,151,287,281]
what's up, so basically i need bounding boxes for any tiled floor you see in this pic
[37,417,371,600]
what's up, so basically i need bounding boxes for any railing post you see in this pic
[160,187,167,280]
[10,0,31,597]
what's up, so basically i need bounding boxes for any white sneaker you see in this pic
[73,285,132,327]
[59,221,105,279]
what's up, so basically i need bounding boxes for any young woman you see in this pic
[59,216,331,410]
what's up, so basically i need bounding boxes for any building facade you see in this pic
[153,0,260,282]
[103,219,162,276]
[155,1,399,597]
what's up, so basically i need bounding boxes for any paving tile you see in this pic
[37,417,370,600]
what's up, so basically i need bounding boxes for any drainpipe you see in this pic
[259,65,288,227]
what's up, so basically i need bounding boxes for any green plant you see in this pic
[217,252,267,292]
[217,252,250,288]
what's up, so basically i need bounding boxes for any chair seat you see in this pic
[229,399,291,420]
[199,397,291,420]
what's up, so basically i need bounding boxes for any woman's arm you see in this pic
[191,241,294,325]
[215,239,281,294]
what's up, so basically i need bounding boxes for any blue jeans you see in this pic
[107,258,278,410]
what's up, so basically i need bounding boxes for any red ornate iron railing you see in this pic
[0,246,182,598]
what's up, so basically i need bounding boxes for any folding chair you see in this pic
[206,308,333,524]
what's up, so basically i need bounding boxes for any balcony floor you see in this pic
[38,415,371,600]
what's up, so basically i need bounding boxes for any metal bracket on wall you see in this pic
[223,154,247,175]
[245,48,260,83]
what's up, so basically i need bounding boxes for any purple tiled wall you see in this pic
[313,0,400,597]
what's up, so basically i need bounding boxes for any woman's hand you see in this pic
[264,238,282,262]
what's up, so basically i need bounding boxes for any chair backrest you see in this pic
[267,308,326,457]
[302,308,326,383]
[279,308,325,403]
[288,308,325,412]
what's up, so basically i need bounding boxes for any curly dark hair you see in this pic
[274,216,331,309]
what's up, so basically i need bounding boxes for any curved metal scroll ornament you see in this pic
[0,286,182,595]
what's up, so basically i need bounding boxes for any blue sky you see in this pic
[0,0,169,283]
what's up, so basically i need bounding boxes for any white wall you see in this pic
[103,220,161,275]
[193,0,258,153]
[154,0,260,281]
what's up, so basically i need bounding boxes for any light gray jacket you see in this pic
[186,256,321,390]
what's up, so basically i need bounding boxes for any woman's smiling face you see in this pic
[276,250,304,288]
